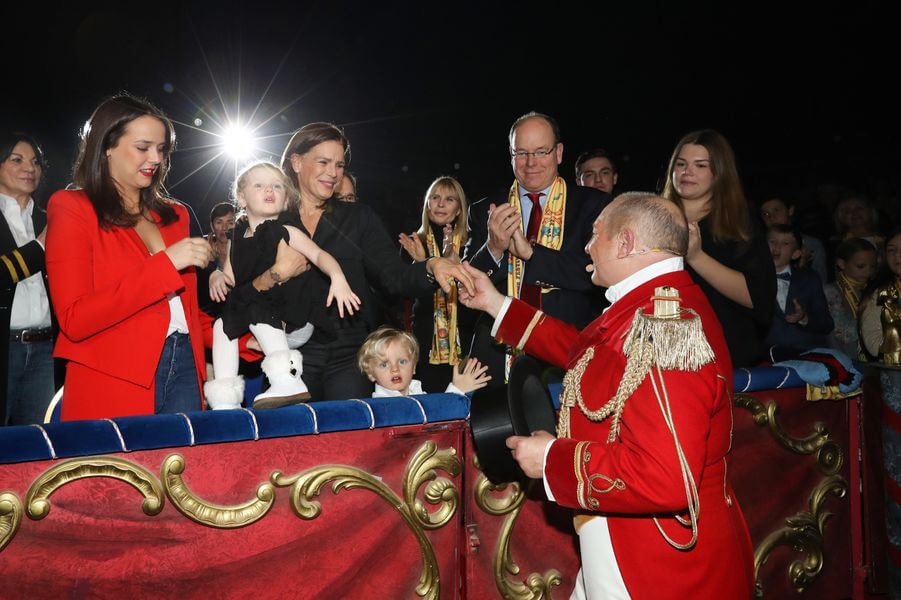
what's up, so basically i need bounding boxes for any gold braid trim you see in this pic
[574,441,590,510]
[517,310,544,351]
[558,286,713,548]
[11,250,30,279]
[1,256,18,284]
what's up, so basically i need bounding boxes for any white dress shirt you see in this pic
[0,193,51,330]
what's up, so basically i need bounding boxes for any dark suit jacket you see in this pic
[463,184,610,382]
[0,204,53,419]
[765,267,834,351]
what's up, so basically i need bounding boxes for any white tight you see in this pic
[212,320,289,378]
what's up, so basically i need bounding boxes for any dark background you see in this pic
[3,1,897,237]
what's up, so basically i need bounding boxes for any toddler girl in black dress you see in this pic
[204,161,359,409]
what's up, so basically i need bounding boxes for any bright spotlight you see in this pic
[222,124,255,160]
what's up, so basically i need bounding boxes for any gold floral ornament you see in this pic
[0,492,23,553]
[753,474,848,597]
[474,472,562,600]
[161,454,276,528]
[24,456,164,520]
[270,441,461,600]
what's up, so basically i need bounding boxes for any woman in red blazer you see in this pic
[45,95,212,421]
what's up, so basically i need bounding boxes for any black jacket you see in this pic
[463,184,610,382]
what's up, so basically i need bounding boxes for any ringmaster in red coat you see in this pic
[460,192,754,599]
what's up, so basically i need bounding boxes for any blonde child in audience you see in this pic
[357,327,490,397]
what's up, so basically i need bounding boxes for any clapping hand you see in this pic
[399,232,427,262]
[784,299,807,324]
[508,228,533,260]
[487,203,519,258]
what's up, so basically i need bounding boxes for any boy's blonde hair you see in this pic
[357,327,419,375]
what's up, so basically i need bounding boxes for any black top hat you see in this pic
[469,355,557,485]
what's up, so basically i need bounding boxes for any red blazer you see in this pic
[46,190,206,420]
[496,270,754,600]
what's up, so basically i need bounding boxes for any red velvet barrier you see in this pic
[0,423,466,599]
[0,387,866,599]
[461,434,580,600]
[731,388,857,599]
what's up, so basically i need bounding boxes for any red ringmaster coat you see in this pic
[495,269,754,599]
[46,190,206,420]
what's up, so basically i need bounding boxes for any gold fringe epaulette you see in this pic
[622,288,715,373]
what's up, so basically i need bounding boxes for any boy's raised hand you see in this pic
[452,357,492,394]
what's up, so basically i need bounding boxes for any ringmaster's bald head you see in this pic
[602,193,688,255]
[586,193,688,287]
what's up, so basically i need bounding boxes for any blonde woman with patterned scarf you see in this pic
[399,176,471,392]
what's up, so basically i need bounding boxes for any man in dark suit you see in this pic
[464,112,611,383]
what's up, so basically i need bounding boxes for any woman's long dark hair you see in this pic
[661,129,750,242]
[280,122,349,209]
[73,93,177,229]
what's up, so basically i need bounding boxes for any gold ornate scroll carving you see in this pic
[474,469,562,600]
[160,454,275,528]
[753,474,848,597]
[271,440,461,600]
[734,394,843,475]
[0,492,23,553]
[24,456,164,520]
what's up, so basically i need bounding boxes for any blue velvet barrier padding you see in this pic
[0,426,55,463]
[2,364,847,465]
[549,383,562,409]
[189,410,260,445]
[42,421,128,458]
[733,367,805,393]
[114,414,195,451]
[308,400,371,433]
[417,393,471,423]
[367,397,428,427]
[254,404,318,438]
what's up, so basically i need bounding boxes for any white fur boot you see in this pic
[204,376,245,410]
[253,349,311,409]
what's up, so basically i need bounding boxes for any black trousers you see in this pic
[301,322,372,401]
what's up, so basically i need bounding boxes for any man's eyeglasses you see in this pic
[511,147,555,160]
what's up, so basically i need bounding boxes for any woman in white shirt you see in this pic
[0,132,55,425]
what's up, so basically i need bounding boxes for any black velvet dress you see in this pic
[220,213,332,342]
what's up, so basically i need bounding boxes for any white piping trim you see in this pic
[104,419,128,452]
[176,413,196,446]
[302,403,319,434]
[739,368,752,393]
[351,399,376,429]
[405,396,428,424]
[777,367,792,388]
[30,424,57,459]
[240,408,260,440]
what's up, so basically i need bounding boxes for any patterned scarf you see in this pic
[426,224,462,365]
[503,176,567,377]
[505,176,567,298]
[837,271,867,319]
